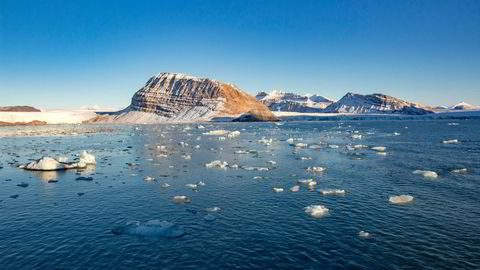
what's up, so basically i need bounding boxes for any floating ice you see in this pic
[185,184,198,189]
[413,170,438,178]
[307,181,317,188]
[389,195,414,204]
[272,187,284,192]
[442,139,459,144]
[297,179,314,185]
[204,214,216,221]
[172,196,191,204]
[328,145,339,149]
[20,157,85,171]
[205,160,228,169]
[206,207,221,212]
[358,231,370,238]
[17,182,29,188]
[144,176,155,181]
[376,152,387,156]
[304,205,329,218]
[112,220,185,238]
[266,160,277,165]
[306,166,326,173]
[452,168,467,173]
[197,181,206,186]
[371,146,386,152]
[393,132,401,136]
[353,144,368,149]
[447,123,459,126]
[258,137,273,145]
[295,143,308,148]
[182,154,192,160]
[79,151,96,165]
[227,131,241,138]
[243,166,269,171]
[203,130,227,135]
[351,134,362,139]
[297,156,312,160]
[56,156,69,163]
[197,125,205,129]
[318,189,345,195]
[160,183,170,188]
[290,185,300,192]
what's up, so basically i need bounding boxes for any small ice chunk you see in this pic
[371,146,386,152]
[185,184,198,189]
[297,179,314,185]
[318,189,345,195]
[413,170,438,178]
[144,176,155,181]
[272,187,284,192]
[56,156,69,163]
[389,195,414,204]
[358,231,370,238]
[112,220,185,238]
[197,181,206,186]
[205,160,228,169]
[227,131,241,138]
[451,168,467,173]
[266,160,277,165]
[243,166,269,171]
[306,166,326,173]
[258,137,273,145]
[354,144,368,149]
[182,154,192,160]
[160,183,170,188]
[297,156,312,160]
[393,132,401,136]
[295,143,308,148]
[304,205,329,218]
[80,151,96,165]
[376,152,387,156]
[442,139,459,144]
[204,214,216,221]
[203,130,227,135]
[172,196,191,204]
[328,145,339,149]
[290,185,300,192]
[307,181,317,188]
[20,157,85,171]
[206,207,221,212]
[351,134,362,139]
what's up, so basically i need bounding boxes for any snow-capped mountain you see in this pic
[450,102,480,110]
[323,92,433,115]
[256,90,334,112]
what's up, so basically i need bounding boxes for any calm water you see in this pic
[0,120,479,270]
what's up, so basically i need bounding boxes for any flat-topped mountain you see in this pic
[256,90,334,112]
[323,92,433,115]
[94,73,277,123]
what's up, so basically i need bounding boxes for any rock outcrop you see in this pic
[256,91,333,112]
[323,92,433,115]
[450,102,480,110]
[95,73,277,123]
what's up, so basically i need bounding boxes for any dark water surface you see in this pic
[0,120,479,269]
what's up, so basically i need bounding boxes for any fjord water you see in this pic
[0,120,479,269]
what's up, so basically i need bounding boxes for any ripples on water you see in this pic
[0,120,479,269]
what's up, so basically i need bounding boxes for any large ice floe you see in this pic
[20,157,85,171]
[413,170,438,179]
[112,220,185,238]
[389,195,414,204]
[304,205,329,218]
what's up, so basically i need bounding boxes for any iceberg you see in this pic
[112,220,185,238]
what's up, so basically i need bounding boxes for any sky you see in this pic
[1,0,479,109]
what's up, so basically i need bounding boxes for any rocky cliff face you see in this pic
[97,73,277,123]
[256,91,333,112]
[323,92,433,115]
[0,106,41,112]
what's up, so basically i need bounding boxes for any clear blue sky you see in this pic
[1,0,479,108]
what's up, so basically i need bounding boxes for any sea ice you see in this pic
[205,160,228,169]
[203,130,227,135]
[20,157,85,171]
[358,231,370,238]
[206,207,221,212]
[351,134,362,139]
[318,189,345,195]
[413,170,438,178]
[442,139,459,144]
[389,195,414,204]
[258,138,273,145]
[304,205,329,218]
[295,143,308,148]
[144,176,155,181]
[160,183,170,188]
[451,168,467,173]
[272,187,284,192]
[371,146,386,152]
[227,131,241,138]
[290,185,300,192]
[306,166,326,173]
[79,151,96,165]
[297,179,314,185]
[112,220,185,238]
[172,196,191,204]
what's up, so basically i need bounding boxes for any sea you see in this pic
[0,120,479,270]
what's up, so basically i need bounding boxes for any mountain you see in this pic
[323,92,433,115]
[256,90,334,112]
[450,102,480,110]
[0,106,41,112]
[92,73,277,123]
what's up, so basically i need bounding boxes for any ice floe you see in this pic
[304,205,329,218]
[371,146,386,152]
[20,157,85,171]
[413,170,438,178]
[227,131,241,138]
[389,195,414,204]
[205,160,228,169]
[79,151,96,165]
[144,176,155,181]
[112,220,185,238]
[442,139,459,144]
[318,189,345,195]
[206,207,221,212]
[290,185,300,192]
[272,187,284,192]
[172,196,191,204]
[258,137,273,145]
[306,166,326,173]
[451,168,467,173]
[203,130,227,135]
[358,231,370,238]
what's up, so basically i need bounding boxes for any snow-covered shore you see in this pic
[0,109,101,125]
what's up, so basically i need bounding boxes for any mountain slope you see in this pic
[93,73,277,123]
[323,92,433,115]
[256,91,334,112]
